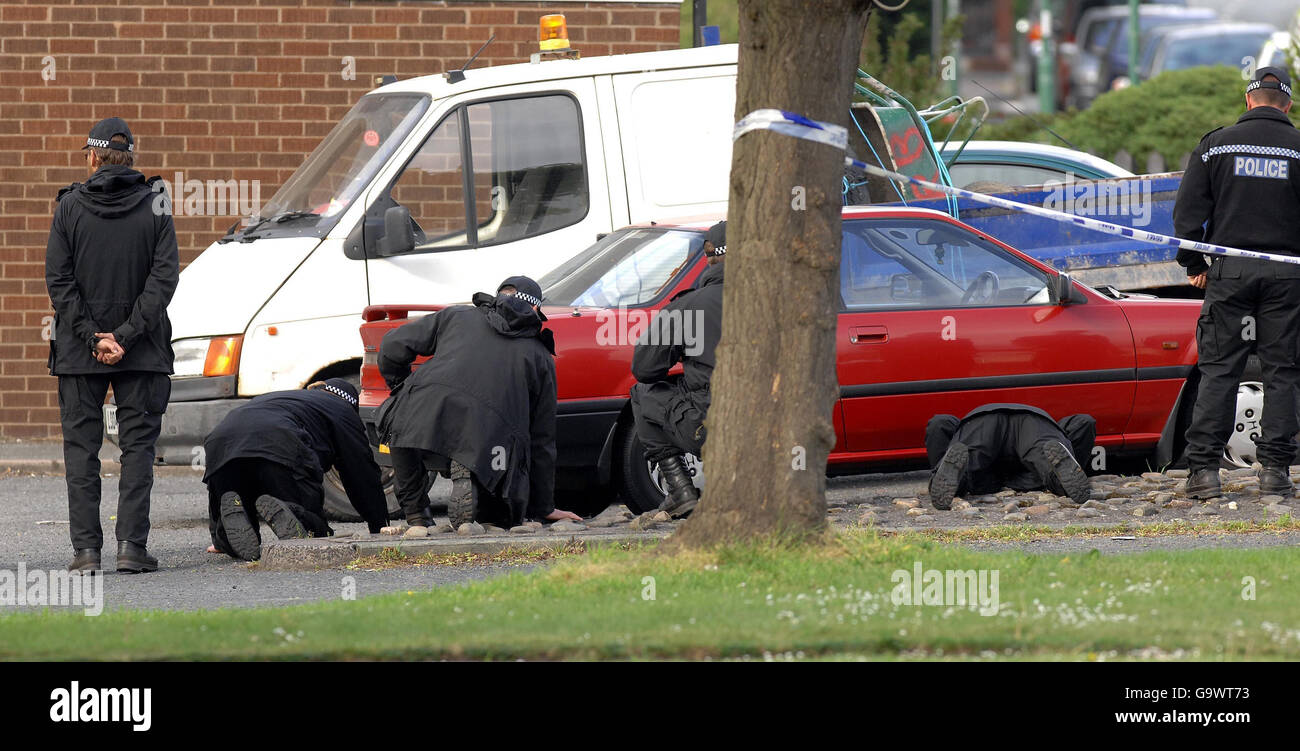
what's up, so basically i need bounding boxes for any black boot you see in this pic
[1184,468,1222,500]
[1026,440,1091,505]
[255,495,311,540]
[219,491,262,561]
[116,541,157,573]
[68,549,100,573]
[1258,466,1294,497]
[656,455,700,518]
[928,440,969,510]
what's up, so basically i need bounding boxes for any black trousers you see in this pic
[57,371,169,551]
[926,411,1096,496]
[628,379,706,463]
[390,447,519,527]
[1185,256,1300,471]
[206,458,332,556]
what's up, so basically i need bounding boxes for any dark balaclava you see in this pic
[496,275,547,321]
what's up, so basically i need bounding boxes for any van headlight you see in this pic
[172,336,243,378]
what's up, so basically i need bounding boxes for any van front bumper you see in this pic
[106,395,247,466]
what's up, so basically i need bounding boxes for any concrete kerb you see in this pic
[259,529,673,570]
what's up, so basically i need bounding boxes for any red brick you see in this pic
[3,6,49,22]
[0,0,681,433]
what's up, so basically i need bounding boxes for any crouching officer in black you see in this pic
[201,379,388,561]
[1175,67,1300,500]
[926,404,1095,509]
[45,118,178,573]
[377,276,581,534]
[628,220,726,518]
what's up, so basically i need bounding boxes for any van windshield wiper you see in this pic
[227,210,321,241]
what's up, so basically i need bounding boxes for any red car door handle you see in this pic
[849,325,888,344]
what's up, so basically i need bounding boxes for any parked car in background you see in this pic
[939,140,1134,189]
[1071,4,1216,108]
[1257,30,1294,71]
[1130,22,1278,85]
[358,208,1210,516]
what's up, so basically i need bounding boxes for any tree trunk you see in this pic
[675,0,874,547]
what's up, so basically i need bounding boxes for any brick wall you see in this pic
[0,0,681,439]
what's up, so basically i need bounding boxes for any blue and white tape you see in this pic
[734,109,849,153]
[732,109,1300,268]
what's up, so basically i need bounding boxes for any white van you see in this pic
[117,42,742,479]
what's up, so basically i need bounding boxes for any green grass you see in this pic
[2,530,1297,661]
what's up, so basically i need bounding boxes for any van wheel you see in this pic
[616,427,703,515]
[317,371,402,522]
[323,466,401,522]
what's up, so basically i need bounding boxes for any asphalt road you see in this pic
[0,472,515,612]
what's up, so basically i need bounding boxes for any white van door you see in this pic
[611,65,737,224]
[362,79,612,305]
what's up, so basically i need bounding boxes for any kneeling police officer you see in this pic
[628,220,726,518]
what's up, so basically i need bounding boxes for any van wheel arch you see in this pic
[306,359,362,387]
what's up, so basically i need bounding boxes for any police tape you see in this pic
[732,108,1300,268]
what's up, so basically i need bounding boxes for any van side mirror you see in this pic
[1051,272,1083,305]
[379,205,414,256]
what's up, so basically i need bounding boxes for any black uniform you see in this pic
[628,262,724,463]
[377,291,557,527]
[925,404,1096,497]
[1174,104,1300,472]
[202,386,388,556]
[45,164,178,552]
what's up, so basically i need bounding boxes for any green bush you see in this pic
[980,66,1300,169]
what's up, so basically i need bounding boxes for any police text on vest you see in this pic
[1233,156,1289,179]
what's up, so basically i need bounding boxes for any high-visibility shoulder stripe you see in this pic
[1202,144,1300,163]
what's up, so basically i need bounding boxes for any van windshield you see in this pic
[232,92,430,239]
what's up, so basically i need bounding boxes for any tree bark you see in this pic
[675,0,874,547]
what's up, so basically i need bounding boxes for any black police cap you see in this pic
[1247,66,1292,99]
[82,117,134,152]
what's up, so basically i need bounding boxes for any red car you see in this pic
[358,206,1203,516]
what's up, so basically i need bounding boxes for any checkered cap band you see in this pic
[1247,79,1292,97]
[322,383,357,407]
[85,137,133,152]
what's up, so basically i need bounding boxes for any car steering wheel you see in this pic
[960,270,1000,305]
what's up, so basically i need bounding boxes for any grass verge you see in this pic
[1,529,1297,661]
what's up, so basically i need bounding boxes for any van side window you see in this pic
[385,112,468,250]
[467,95,588,246]
[372,94,588,255]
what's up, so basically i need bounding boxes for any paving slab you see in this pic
[261,528,672,570]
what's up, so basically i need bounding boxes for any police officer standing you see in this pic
[1175,67,1300,500]
[628,220,726,518]
[45,118,178,572]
